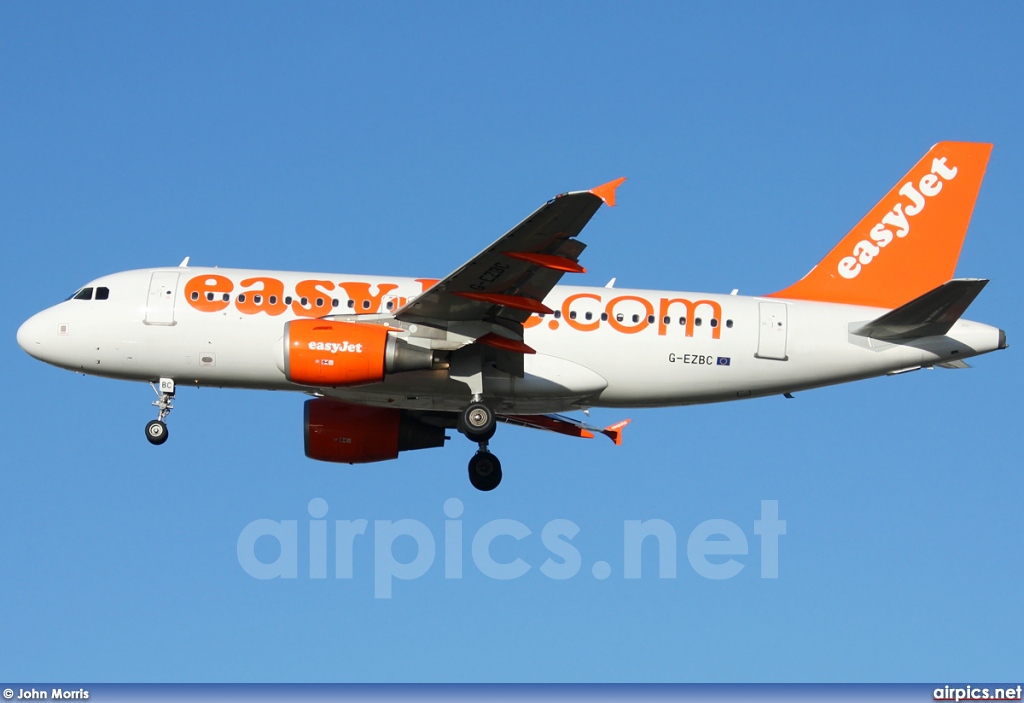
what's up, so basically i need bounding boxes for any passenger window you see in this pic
[237,294,246,303]
[710,318,718,328]
[663,316,670,325]
[206,292,215,301]
[222,293,230,302]
[191,291,200,301]
[569,311,577,320]
[678,317,686,325]
[269,296,278,305]
[601,312,608,321]
[726,319,734,328]
[316,297,324,307]
[695,318,702,326]
[95,287,110,300]
[554,311,562,319]
[347,300,355,309]
[585,312,593,321]
[74,288,93,300]
[362,300,370,310]
[631,314,639,323]
[647,315,655,324]
[285,296,293,305]
[300,297,308,306]
[616,313,623,322]
[332,299,339,308]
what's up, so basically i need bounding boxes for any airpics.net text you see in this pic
[237,499,786,599]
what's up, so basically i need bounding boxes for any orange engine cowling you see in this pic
[281,319,435,387]
[284,319,389,386]
[304,399,447,464]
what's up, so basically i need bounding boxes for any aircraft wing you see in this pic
[499,413,630,445]
[394,178,625,326]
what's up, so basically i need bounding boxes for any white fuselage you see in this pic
[17,266,1005,414]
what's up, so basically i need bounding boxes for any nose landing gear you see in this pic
[145,419,168,445]
[145,378,175,446]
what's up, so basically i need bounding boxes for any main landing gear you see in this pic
[145,378,175,446]
[459,401,501,491]
[468,450,502,492]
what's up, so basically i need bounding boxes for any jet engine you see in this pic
[303,399,447,464]
[280,319,435,386]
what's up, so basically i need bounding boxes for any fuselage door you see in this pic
[756,302,788,360]
[145,272,180,326]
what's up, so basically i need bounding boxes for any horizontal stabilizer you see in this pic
[851,278,988,341]
[936,359,972,369]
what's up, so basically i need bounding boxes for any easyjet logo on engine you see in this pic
[837,156,959,280]
[308,341,363,354]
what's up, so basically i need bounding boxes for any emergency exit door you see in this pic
[756,302,788,360]
[145,272,180,326]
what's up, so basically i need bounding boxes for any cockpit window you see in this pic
[73,288,94,301]
[95,287,110,300]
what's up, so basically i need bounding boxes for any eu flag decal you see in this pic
[716,357,731,366]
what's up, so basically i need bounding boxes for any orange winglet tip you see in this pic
[601,418,631,446]
[589,177,627,207]
[503,252,587,274]
[476,332,536,355]
[454,291,554,315]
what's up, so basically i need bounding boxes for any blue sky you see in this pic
[2,1,1022,683]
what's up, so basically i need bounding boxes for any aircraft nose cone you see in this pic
[17,312,46,359]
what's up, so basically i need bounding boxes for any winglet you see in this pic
[590,177,627,207]
[601,418,631,446]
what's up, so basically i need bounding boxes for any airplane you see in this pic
[16,142,1006,491]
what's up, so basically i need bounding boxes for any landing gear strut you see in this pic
[458,400,501,490]
[146,378,175,446]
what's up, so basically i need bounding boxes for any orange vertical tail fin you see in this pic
[769,142,992,309]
